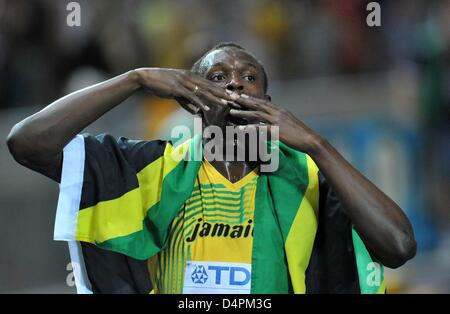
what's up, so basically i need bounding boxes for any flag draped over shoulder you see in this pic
[54,133,385,294]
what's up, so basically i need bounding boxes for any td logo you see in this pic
[185,261,252,293]
[191,265,208,284]
[206,265,250,286]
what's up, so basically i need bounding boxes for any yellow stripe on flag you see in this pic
[284,155,319,293]
[75,140,192,243]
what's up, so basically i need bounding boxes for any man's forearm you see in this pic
[7,70,141,161]
[305,135,417,268]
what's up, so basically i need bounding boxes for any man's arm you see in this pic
[7,70,141,182]
[230,94,417,268]
[6,68,234,182]
[305,136,417,268]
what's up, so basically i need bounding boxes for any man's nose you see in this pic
[225,78,244,92]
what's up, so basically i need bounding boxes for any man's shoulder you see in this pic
[80,133,170,171]
[82,132,168,146]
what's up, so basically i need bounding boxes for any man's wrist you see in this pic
[303,133,329,160]
[128,69,144,90]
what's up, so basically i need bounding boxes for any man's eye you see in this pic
[211,74,226,81]
[243,75,256,82]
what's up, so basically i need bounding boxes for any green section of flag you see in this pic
[251,141,309,293]
[98,136,201,260]
[352,229,385,294]
[95,136,382,294]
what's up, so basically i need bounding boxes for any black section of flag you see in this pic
[81,242,152,294]
[79,134,167,210]
[305,172,360,293]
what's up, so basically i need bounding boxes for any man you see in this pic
[7,42,416,294]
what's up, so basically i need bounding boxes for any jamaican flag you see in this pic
[54,133,385,294]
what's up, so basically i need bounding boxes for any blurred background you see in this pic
[0,0,449,293]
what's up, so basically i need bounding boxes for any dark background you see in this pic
[0,0,449,293]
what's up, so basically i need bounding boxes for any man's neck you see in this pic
[201,126,260,183]
[208,160,259,183]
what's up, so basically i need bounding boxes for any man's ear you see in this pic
[264,94,272,102]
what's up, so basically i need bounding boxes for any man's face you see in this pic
[199,47,267,128]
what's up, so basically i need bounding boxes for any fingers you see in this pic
[235,124,275,141]
[237,124,260,132]
[232,93,273,112]
[175,97,200,114]
[236,123,271,132]
[189,75,237,101]
[229,109,271,124]
[182,103,199,114]
[183,80,241,110]
[227,101,242,109]
[197,89,231,108]
[181,72,273,112]
[202,90,242,109]
[179,87,210,112]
